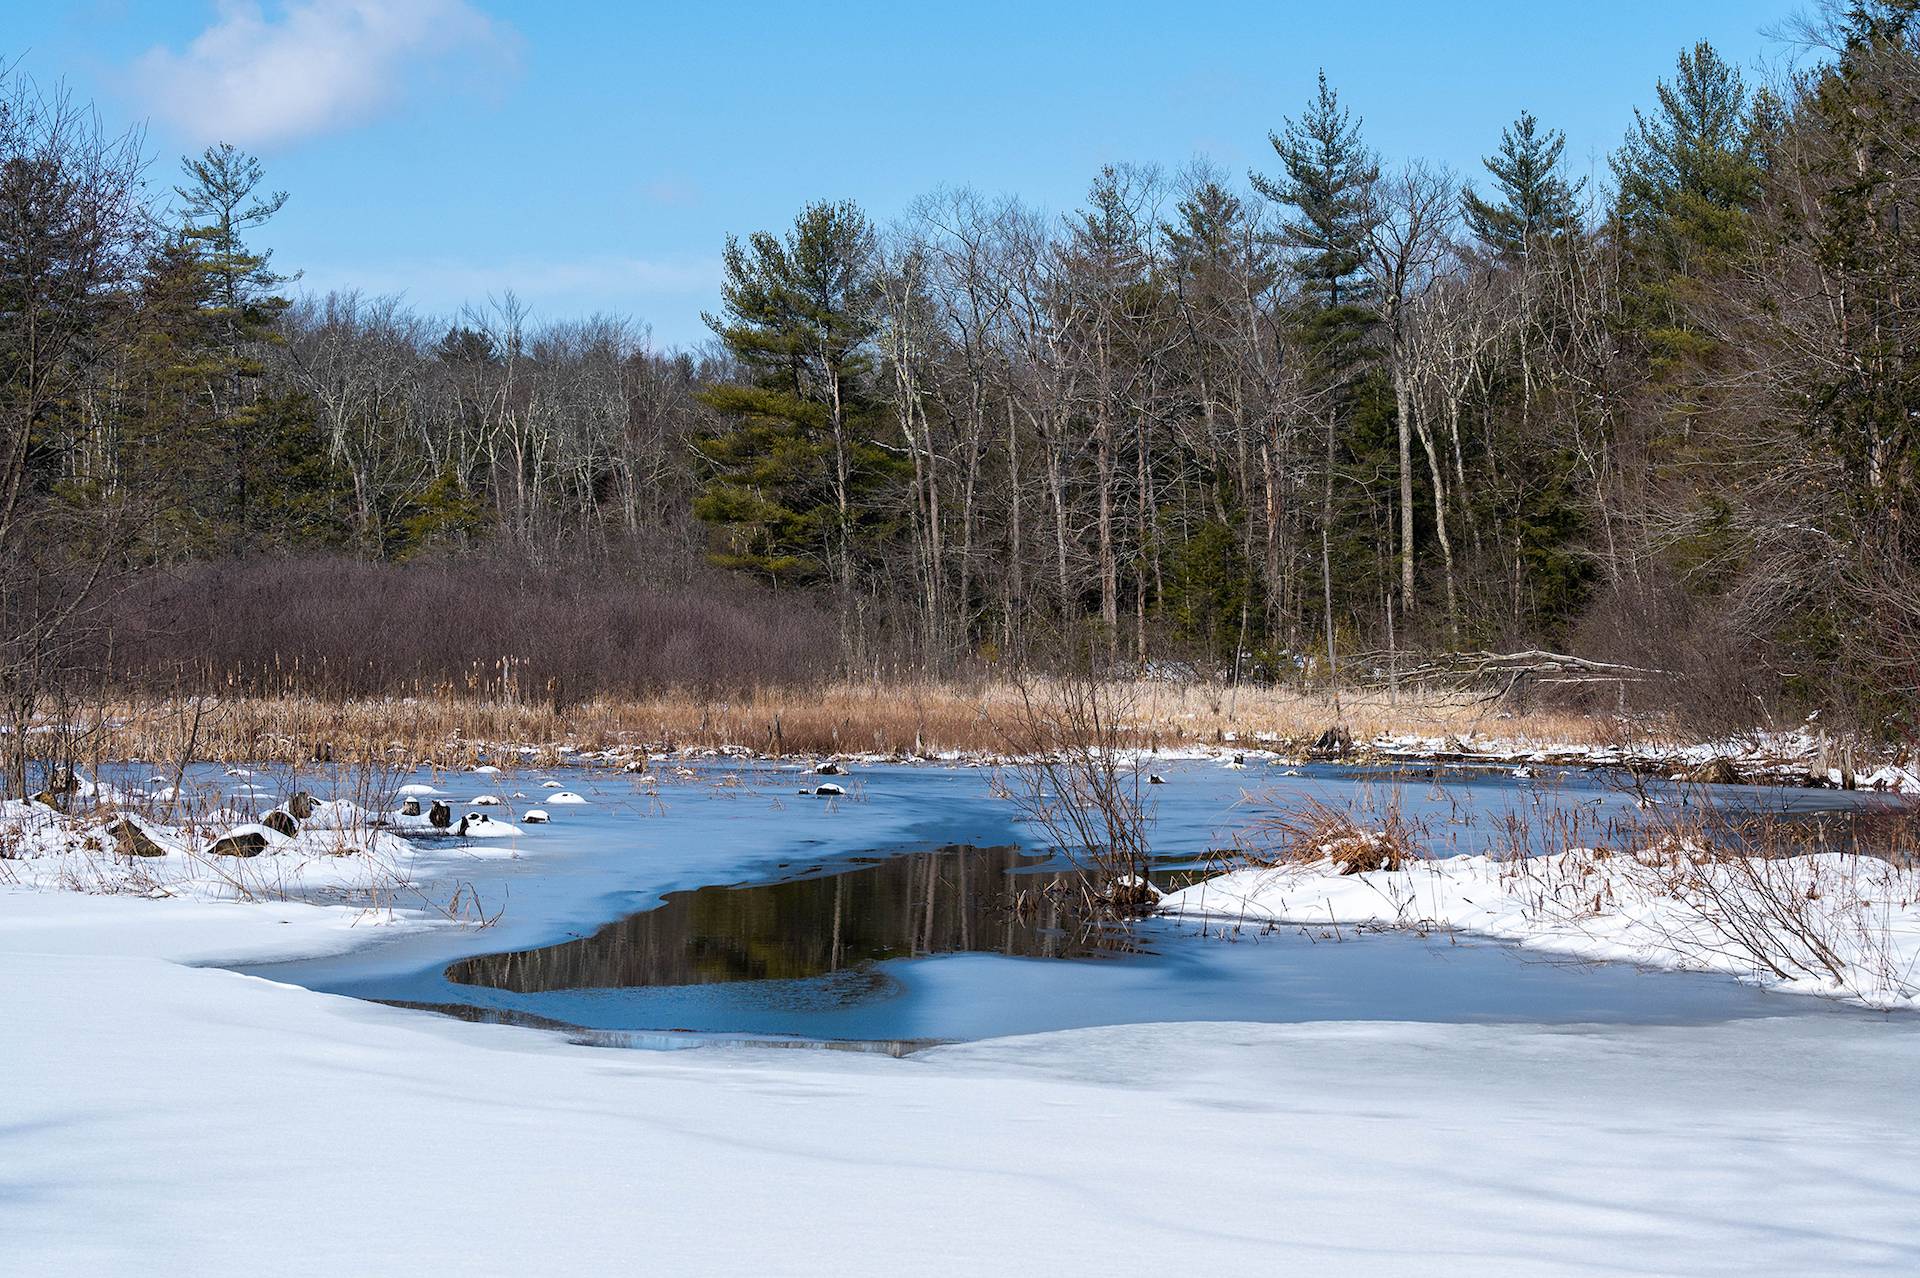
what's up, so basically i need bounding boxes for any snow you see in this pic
[215,820,293,846]
[4,761,1918,1274]
[290,798,370,830]
[0,796,518,902]
[457,812,521,837]
[1160,847,1920,1009]
[1,896,1914,1275]
[1369,728,1920,792]
[1859,763,1920,795]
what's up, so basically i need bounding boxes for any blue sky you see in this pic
[8,0,1808,348]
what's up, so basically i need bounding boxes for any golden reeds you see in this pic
[71,680,1610,766]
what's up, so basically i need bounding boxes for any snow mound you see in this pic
[385,811,450,835]
[0,800,417,903]
[299,799,371,830]
[1161,847,1920,1010]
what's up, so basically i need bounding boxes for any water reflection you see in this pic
[448,845,1132,994]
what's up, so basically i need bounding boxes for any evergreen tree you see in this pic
[1612,42,1766,276]
[695,201,903,599]
[1781,2,1920,531]
[1462,111,1586,261]
[1252,71,1381,311]
[1164,179,1278,317]
[157,143,299,551]
[175,143,292,337]
[1163,518,1262,662]
[1162,178,1277,624]
[1608,41,1771,382]
[1254,73,1386,673]
[434,325,497,367]
[1164,180,1244,269]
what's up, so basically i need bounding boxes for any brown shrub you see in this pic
[93,550,838,702]
[1235,797,1423,875]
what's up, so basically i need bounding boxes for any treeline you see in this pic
[3,4,1917,738]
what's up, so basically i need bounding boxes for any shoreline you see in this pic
[19,686,1917,793]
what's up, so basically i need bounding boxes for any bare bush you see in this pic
[93,547,839,703]
[989,666,1157,911]
[1595,806,1920,996]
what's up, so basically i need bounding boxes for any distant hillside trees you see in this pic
[2,3,1918,740]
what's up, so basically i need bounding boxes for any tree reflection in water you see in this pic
[447,845,1139,993]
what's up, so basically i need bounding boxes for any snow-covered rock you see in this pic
[207,823,291,858]
[300,799,371,830]
[456,812,520,838]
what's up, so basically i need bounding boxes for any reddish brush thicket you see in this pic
[98,554,839,701]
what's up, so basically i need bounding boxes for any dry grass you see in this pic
[1233,796,1425,875]
[67,681,1609,767]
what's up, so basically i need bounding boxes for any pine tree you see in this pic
[1162,177,1277,632]
[1164,179,1278,317]
[1462,111,1586,261]
[1163,518,1262,663]
[1612,42,1765,277]
[1784,2,1920,530]
[159,143,299,552]
[1252,71,1380,312]
[694,200,903,604]
[1253,73,1385,678]
[175,143,292,340]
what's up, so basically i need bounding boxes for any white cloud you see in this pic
[134,0,516,147]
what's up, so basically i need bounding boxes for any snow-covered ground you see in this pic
[1365,727,1920,793]
[0,794,523,911]
[1160,847,1920,1009]
[4,763,1919,1275]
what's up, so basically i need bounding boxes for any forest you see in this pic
[3,2,1917,745]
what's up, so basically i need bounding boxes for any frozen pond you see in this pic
[205,757,1898,1045]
